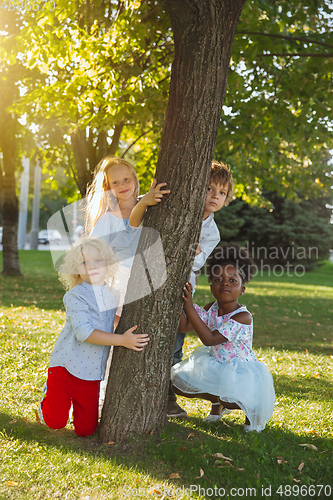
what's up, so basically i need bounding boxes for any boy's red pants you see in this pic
[41,366,100,437]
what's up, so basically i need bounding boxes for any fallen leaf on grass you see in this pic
[293,479,301,483]
[107,441,115,445]
[195,468,204,478]
[6,481,18,487]
[22,417,28,423]
[9,420,16,424]
[187,433,195,439]
[236,468,245,471]
[277,457,287,464]
[35,410,43,426]
[178,447,188,452]
[224,460,232,466]
[169,473,181,479]
[212,452,233,461]
[298,462,305,472]
[299,444,318,451]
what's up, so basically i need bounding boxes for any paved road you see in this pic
[0,243,70,251]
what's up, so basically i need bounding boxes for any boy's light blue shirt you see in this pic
[49,281,119,381]
[190,213,220,291]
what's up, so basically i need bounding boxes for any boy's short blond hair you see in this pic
[58,236,119,291]
[210,160,234,206]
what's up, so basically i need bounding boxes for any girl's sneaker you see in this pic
[244,423,260,433]
[202,407,231,422]
[35,383,47,426]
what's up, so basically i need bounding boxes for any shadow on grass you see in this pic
[273,374,333,402]
[1,410,332,495]
[0,276,64,311]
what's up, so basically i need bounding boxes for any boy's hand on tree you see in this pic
[182,282,194,310]
[122,325,150,351]
[143,179,170,207]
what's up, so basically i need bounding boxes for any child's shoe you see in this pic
[244,423,260,433]
[166,400,187,418]
[35,383,47,426]
[203,405,231,422]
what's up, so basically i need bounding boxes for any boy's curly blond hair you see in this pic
[58,236,119,291]
[210,160,234,206]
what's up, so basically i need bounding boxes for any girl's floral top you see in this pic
[194,302,257,364]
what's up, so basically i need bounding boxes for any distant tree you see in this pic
[0,10,41,274]
[0,64,23,275]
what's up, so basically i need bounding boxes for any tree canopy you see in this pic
[3,0,173,194]
[0,0,331,202]
[0,0,331,203]
[217,0,333,203]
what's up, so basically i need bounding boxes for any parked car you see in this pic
[38,229,62,245]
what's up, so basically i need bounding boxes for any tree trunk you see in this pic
[70,123,125,195]
[0,115,22,276]
[98,0,246,443]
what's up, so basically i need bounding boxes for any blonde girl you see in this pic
[37,236,149,437]
[85,155,169,312]
[84,156,169,413]
[85,156,140,234]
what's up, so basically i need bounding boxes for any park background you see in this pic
[1,0,333,498]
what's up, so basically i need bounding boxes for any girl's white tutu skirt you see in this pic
[171,345,275,432]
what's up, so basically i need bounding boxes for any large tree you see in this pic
[98,0,247,443]
[0,10,43,274]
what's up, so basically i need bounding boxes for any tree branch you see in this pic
[236,31,333,50]
[257,52,333,58]
[140,1,163,21]
[121,128,153,157]
[108,121,124,155]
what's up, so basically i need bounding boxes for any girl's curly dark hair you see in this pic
[207,243,256,284]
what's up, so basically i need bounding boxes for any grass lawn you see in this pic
[0,251,332,499]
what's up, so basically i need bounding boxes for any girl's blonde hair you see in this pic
[59,236,119,291]
[85,155,139,234]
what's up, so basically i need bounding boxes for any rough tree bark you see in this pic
[98,0,247,442]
